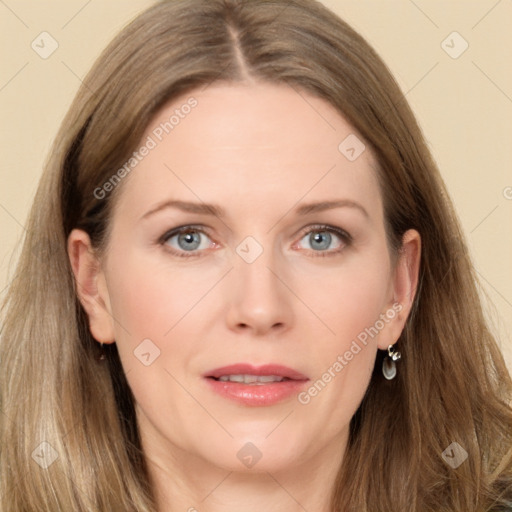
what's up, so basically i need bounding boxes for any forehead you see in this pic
[114,82,382,222]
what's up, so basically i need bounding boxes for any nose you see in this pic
[224,244,294,337]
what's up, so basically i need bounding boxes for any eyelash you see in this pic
[158,224,352,259]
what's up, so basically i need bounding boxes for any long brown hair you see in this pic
[1,1,511,510]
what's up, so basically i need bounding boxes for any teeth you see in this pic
[217,374,285,384]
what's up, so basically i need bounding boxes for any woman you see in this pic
[1,0,511,510]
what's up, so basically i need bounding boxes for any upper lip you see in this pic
[205,364,309,381]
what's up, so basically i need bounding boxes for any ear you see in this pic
[377,229,421,350]
[67,229,115,344]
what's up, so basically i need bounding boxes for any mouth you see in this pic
[203,363,309,406]
[210,374,293,384]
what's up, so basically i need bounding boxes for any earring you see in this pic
[96,342,106,361]
[382,344,401,380]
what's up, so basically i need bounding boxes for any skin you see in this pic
[68,82,421,512]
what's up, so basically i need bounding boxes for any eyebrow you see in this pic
[140,199,369,221]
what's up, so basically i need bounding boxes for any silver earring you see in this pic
[382,344,401,380]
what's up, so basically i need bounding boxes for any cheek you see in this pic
[296,264,385,438]
[103,251,223,409]
[103,257,209,445]
[297,252,392,352]
[293,247,390,412]
[106,252,219,344]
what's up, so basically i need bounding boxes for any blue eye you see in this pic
[159,224,351,259]
[296,225,350,256]
[161,227,215,257]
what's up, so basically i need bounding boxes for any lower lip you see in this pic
[205,378,308,406]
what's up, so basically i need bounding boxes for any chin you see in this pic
[197,429,309,474]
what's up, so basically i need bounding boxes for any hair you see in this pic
[1,0,511,510]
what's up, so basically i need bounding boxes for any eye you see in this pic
[159,224,351,259]
[160,226,216,258]
[295,225,351,256]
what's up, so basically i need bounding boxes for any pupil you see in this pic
[311,232,331,250]
[179,231,200,251]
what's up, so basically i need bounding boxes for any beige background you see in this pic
[1,0,511,371]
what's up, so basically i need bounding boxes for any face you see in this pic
[69,82,419,475]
